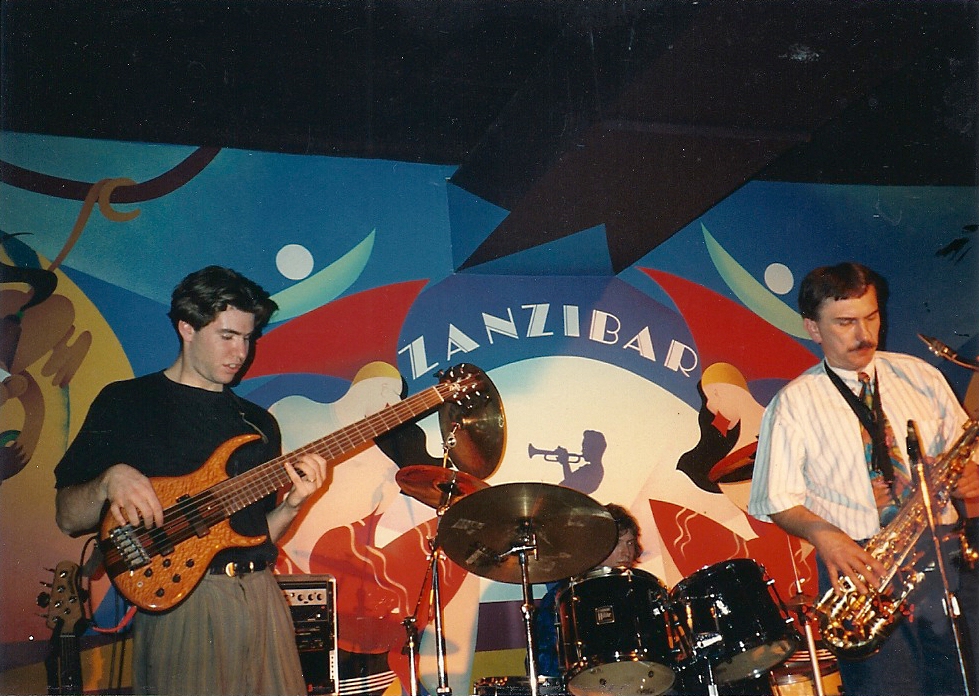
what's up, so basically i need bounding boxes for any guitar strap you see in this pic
[224,389,269,444]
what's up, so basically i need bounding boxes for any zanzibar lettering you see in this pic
[398,303,698,380]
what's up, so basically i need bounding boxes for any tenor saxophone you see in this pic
[813,418,979,658]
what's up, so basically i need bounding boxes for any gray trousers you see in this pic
[133,570,306,695]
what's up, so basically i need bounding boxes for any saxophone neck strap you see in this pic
[824,362,893,483]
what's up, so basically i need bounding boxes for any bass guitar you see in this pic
[99,363,493,611]
[39,561,86,695]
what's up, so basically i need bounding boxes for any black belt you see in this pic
[208,560,268,577]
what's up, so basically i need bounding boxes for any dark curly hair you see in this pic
[604,502,644,562]
[168,266,278,335]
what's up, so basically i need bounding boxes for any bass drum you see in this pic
[557,566,687,696]
[671,559,799,684]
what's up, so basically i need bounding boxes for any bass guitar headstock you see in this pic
[438,363,490,405]
[39,560,87,695]
[39,560,85,636]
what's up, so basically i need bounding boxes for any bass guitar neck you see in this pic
[40,561,86,696]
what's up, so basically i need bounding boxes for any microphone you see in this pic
[918,334,979,371]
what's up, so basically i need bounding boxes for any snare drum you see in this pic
[671,559,800,684]
[557,566,685,696]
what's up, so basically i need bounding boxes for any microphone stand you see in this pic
[908,420,972,696]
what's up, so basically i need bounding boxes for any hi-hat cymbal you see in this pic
[395,465,489,509]
[437,482,617,584]
[437,364,506,480]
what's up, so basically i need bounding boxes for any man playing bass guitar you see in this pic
[54,266,328,696]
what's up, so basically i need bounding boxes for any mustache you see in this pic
[851,340,877,351]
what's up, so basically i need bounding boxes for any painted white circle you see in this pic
[764,263,794,295]
[276,244,314,280]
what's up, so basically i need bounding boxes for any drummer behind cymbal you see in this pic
[532,503,643,677]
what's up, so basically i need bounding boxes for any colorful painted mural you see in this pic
[1,132,976,694]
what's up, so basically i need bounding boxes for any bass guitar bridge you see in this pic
[108,525,152,571]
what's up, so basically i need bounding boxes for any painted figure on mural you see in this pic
[53,266,328,696]
[270,363,470,695]
[671,361,815,598]
[748,261,979,696]
[0,240,81,481]
[528,429,606,494]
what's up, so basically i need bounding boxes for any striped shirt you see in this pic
[748,351,969,540]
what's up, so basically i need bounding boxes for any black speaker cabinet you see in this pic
[278,574,339,696]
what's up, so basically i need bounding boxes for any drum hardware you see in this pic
[438,483,617,696]
[400,364,507,696]
[400,475,464,696]
[403,615,421,696]
[784,581,824,696]
[692,632,724,651]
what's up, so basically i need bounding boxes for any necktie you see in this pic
[858,371,911,523]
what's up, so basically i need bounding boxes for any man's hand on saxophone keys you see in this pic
[811,524,887,596]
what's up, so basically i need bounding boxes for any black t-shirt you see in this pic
[55,371,283,566]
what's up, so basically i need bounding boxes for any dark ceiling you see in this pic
[2,0,976,272]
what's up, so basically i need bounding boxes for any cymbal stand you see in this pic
[793,604,825,696]
[497,520,542,696]
[431,538,452,696]
[909,422,973,696]
[402,616,420,696]
[402,444,465,696]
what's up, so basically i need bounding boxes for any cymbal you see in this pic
[438,364,506,480]
[395,465,489,509]
[785,591,816,609]
[437,482,617,584]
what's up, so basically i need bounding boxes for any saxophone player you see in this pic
[748,262,979,696]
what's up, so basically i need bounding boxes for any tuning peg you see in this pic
[37,592,51,608]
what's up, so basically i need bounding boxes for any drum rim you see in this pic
[568,565,666,586]
[670,557,766,594]
[565,655,678,689]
